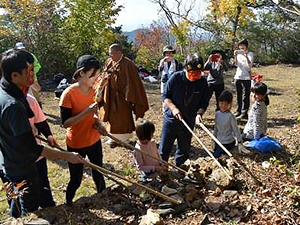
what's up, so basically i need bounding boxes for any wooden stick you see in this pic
[35,136,126,187]
[36,135,181,204]
[86,161,181,204]
[106,133,187,174]
[197,123,263,186]
[180,119,233,180]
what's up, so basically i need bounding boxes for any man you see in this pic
[159,53,209,167]
[158,45,180,113]
[99,44,149,145]
[15,42,42,106]
[0,49,85,217]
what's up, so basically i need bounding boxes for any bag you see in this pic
[247,136,283,153]
[55,78,70,98]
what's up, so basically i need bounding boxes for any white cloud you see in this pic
[115,0,159,31]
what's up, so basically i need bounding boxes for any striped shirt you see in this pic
[243,101,268,140]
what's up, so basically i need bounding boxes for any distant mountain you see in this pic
[123,29,144,43]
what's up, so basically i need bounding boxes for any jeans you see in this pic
[66,140,106,203]
[213,141,236,158]
[159,118,193,166]
[9,168,39,218]
[207,83,224,111]
[36,157,55,208]
[235,80,251,115]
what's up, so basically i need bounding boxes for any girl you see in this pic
[213,90,242,157]
[243,82,269,141]
[134,120,163,182]
[59,55,106,205]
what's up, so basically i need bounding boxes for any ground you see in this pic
[0,64,300,224]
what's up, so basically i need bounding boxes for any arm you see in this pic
[60,102,97,128]
[164,98,182,120]
[252,104,264,140]
[230,114,242,143]
[41,146,85,164]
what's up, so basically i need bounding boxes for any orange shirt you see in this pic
[59,84,99,149]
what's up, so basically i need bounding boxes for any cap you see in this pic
[163,45,176,55]
[15,42,25,50]
[73,55,98,79]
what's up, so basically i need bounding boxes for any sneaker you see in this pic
[237,114,248,120]
[235,112,241,117]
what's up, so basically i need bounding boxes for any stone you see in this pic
[205,180,218,191]
[204,196,225,211]
[139,209,164,225]
[191,199,202,209]
[173,203,189,215]
[154,208,175,217]
[223,190,238,198]
[158,202,173,209]
[199,214,211,225]
[170,194,184,204]
[229,208,240,217]
[209,168,234,190]
[25,219,50,225]
[161,185,177,196]
[113,204,125,214]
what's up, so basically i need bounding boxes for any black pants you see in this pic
[235,80,251,115]
[36,158,56,208]
[207,83,224,111]
[9,168,39,218]
[66,140,106,203]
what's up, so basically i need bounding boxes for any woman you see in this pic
[59,55,106,205]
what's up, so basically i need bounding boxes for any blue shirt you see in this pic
[162,71,209,126]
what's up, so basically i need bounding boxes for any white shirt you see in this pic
[234,51,254,80]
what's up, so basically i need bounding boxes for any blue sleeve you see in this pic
[4,103,31,136]
[162,73,177,101]
[199,79,209,110]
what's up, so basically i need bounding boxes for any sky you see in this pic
[115,0,208,32]
[115,0,160,31]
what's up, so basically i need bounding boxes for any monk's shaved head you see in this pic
[109,43,122,52]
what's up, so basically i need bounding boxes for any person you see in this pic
[133,120,163,182]
[0,49,85,218]
[158,45,180,112]
[159,53,209,167]
[213,90,243,157]
[242,82,269,141]
[15,42,42,107]
[99,43,149,146]
[204,50,227,111]
[21,50,56,208]
[234,39,254,120]
[59,55,107,206]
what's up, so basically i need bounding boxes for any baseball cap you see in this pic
[73,55,98,79]
[15,42,26,50]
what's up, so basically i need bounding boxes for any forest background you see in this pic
[0,0,299,77]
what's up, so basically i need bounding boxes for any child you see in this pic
[213,90,243,157]
[243,82,269,141]
[204,50,227,111]
[134,121,163,182]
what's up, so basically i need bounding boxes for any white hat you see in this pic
[15,42,25,49]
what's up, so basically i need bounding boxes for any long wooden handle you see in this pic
[198,123,262,186]
[86,161,181,204]
[107,133,187,174]
[36,135,181,204]
[180,119,233,180]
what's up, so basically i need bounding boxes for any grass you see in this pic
[0,64,299,222]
